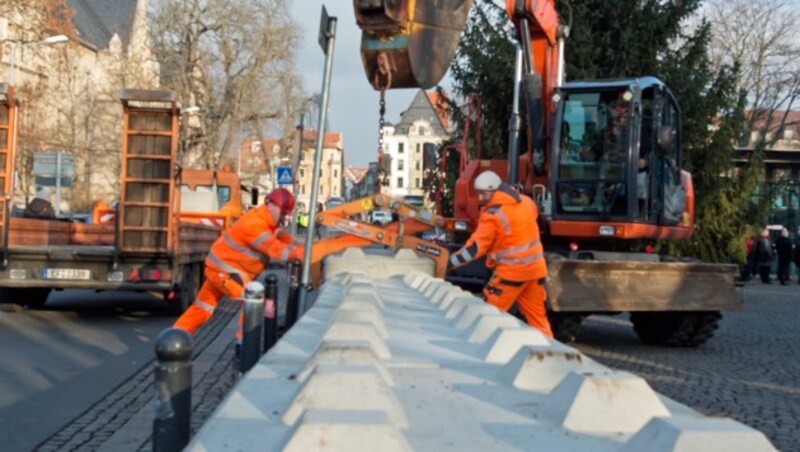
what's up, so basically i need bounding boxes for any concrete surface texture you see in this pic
[188,271,776,451]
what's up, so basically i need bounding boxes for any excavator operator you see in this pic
[174,187,304,341]
[447,171,553,338]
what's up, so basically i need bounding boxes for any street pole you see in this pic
[289,114,304,237]
[299,6,337,316]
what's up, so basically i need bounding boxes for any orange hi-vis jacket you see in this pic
[206,204,303,279]
[450,183,547,282]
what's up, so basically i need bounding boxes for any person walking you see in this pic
[775,227,793,285]
[794,227,800,284]
[174,188,304,340]
[755,228,774,284]
[447,171,553,338]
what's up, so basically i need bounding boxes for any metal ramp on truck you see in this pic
[188,252,774,451]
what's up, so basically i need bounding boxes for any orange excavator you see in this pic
[351,0,741,346]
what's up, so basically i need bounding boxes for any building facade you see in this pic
[380,90,449,204]
[1,0,160,212]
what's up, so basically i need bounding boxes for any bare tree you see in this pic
[704,0,800,145]
[149,0,305,169]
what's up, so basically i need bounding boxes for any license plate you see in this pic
[42,268,92,280]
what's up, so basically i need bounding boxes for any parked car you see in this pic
[371,210,392,226]
[325,197,344,210]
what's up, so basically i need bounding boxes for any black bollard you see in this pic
[153,328,193,452]
[286,259,302,328]
[240,281,265,374]
[263,274,279,352]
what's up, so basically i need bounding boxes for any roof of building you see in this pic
[301,130,343,149]
[747,110,800,133]
[396,89,449,134]
[67,0,138,49]
[343,165,368,184]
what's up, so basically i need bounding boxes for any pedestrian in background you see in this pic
[775,227,793,285]
[793,226,800,284]
[740,226,755,282]
[755,228,774,284]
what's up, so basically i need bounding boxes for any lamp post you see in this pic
[7,34,69,85]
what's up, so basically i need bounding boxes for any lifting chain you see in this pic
[373,52,392,192]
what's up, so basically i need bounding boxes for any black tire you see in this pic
[630,311,722,347]
[8,288,52,309]
[169,264,201,314]
[548,311,586,343]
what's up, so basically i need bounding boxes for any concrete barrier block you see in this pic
[438,290,472,310]
[333,310,389,339]
[326,249,434,280]
[297,339,392,384]
[622,417,777,452]
[542,371,671,434]
[283,364,408,427]
[281,410,412,452]
[403,271,432,289]
[497,345,603,391]
[423,281,452,299]
[444,297,474,320]
[322,322,391,359]
[465,315,524,343]
[480,328,553,363]
[453,303,502,331]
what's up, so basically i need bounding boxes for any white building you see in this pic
[381,90,449,203]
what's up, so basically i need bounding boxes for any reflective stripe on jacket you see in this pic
[450,183,547,281]
[206,205,304,277]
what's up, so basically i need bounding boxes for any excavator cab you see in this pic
[549,77,693,241]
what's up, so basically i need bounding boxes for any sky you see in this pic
[288,2,432,168]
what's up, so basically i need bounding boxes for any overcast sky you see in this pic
[289,2,436,168]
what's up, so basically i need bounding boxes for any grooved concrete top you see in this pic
[188,271,775,451]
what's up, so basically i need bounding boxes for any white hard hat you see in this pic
[474,171,502,192]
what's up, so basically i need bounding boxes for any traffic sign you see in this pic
[277,166,293,185]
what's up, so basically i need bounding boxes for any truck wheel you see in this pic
[548,312,586,343]
[630,311,722,347]
[169,264,200,315]
[8,288,52,309]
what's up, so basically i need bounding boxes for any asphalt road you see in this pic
[573,284,800,451]
[0,289,175,452]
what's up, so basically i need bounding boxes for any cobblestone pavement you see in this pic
[573,284,800,451]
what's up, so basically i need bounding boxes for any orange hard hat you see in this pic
[265,188,295,214]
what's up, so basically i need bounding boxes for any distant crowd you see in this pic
[741,227,800,285]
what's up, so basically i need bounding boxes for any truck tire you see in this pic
[548,311,586,343]
[630,311,722,347]
[8,288,52,309]
[169,264,201,315]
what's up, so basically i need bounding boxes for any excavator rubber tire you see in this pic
[548,311,586,343]
[630,311,722,347]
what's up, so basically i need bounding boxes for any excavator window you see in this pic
[555,90,632,217]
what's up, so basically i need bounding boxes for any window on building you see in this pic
[301,184,305,195]
[415,178,420,188]
[397,177,404,187]
[415,161,420,170]
[300,168,305,178]
[398,160,404,170]
[398,143,405,154]
[334,169,338,178]
[418,126,426,135]
[416,143,421,153]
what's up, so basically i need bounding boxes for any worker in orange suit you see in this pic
[174,188,304,340]
[447,171,553,338]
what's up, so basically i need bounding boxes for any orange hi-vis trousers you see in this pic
[173,265,252,340]
[483,275,554,338]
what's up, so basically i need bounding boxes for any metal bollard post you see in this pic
[263,274,279,352]
[240,281,265,374]
[153,328,193,452]
[286,259,302,328]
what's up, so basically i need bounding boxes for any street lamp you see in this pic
[8,34,69,85]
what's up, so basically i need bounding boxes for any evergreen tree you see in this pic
[441,0,763,263]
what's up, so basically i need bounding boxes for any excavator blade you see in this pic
[356,0,473,89]
[547,260,742,312]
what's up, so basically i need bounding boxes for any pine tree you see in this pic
[441,0,762,263]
